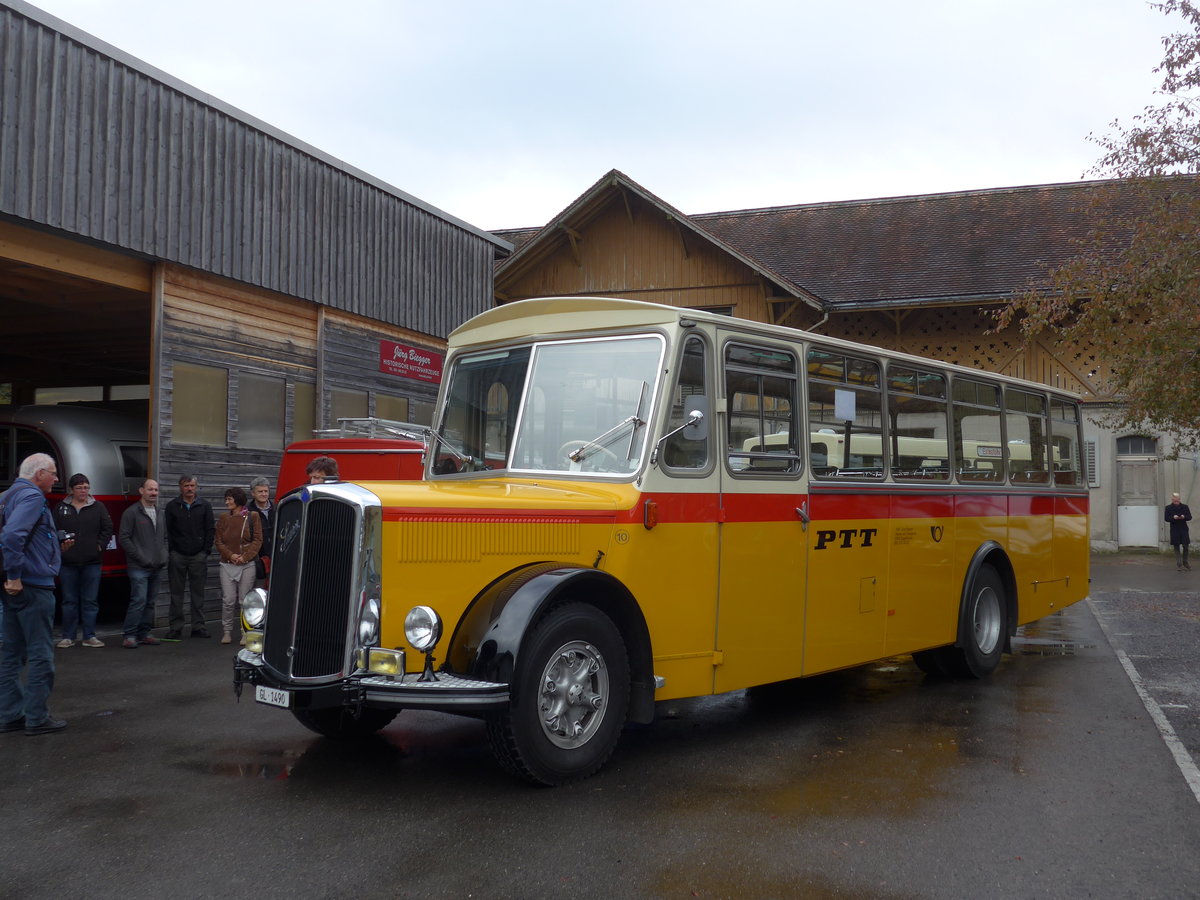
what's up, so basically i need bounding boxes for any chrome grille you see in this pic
[263,492,360,680]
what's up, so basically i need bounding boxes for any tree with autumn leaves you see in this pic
[1000,0,1200,447]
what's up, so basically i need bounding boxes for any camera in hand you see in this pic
[57,530,75,541]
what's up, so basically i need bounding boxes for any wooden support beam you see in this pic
[563,226,583,267]
[0,220,151,292]
[665,215,690,259]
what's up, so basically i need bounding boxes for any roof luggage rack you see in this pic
[313,417,432,441]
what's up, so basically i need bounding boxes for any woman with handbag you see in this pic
[214,487,262,645]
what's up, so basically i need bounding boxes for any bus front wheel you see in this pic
[486,602,630,786]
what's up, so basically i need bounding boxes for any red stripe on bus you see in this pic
[381,490,1089,525]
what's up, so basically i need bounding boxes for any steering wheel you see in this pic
[558,440,622,470]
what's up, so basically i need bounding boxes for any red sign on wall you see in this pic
[379,340,444,383]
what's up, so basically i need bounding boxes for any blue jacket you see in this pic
[1,478,61,588]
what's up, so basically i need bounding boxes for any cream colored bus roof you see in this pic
[450,296,1081,400]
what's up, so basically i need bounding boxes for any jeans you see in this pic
[168,550,209,633]
[0,585,57,726]
[59,564,102,641]
[124,566,163,639]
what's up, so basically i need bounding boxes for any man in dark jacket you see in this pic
[53,473,114,648]
[1,452,68,735]
[1165,491,1192,572]
[165,475,214,639]
[118,478,168,648]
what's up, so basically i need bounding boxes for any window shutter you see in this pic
[1084,439,1100,488]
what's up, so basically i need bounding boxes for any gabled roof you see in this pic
[693,180,1148,309]
[498,172,1196,312]
[494,169,824,311]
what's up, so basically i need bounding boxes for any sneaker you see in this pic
[81,637,105,648]
[191,628,210,639]
[220,632,232,645]
[55,639,74,649]
[0,718,25,733]
[25,717,67,736]
[138,635,161,646]
[122,637,138,649]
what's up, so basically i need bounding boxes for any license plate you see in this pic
[255,685,292,708]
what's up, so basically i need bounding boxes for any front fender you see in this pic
[446,563,655,724]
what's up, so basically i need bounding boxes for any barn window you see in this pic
[173,362,228,446]
[330,388,368,422]
[375,393,409,423]
[292,382,315,443]
[238,373,285,451]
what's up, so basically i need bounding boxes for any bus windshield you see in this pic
[434,334,665,477]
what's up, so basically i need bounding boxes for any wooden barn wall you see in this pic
[0,3,500,339]
[822,305,1107,399]
[497,198,776,322]
[159,264,318,493]
[321,309,444,427]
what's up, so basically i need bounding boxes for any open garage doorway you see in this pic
[1,224,153,628]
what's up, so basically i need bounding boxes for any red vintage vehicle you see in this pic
[276,418,429,497]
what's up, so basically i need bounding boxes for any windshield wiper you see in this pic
[568,382,649,464]
[429,426,484,472]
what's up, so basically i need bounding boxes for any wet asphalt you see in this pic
[0,553,1198,899]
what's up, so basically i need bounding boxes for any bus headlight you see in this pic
[242,588,268,629]
[358,596,381,646]
[243,630,264,654]
[404,605,442,652]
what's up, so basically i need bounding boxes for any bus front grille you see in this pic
[263,496,358,680]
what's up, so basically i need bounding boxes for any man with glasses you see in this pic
[0,453,68,735]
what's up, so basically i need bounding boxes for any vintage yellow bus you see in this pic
[234,297,1089,784]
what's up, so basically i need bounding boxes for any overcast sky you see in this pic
[25,0,1179,231]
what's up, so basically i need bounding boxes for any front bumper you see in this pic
[233,649,510,714]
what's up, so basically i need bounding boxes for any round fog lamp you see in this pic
[242,588,268,629]
[404,605,442,652]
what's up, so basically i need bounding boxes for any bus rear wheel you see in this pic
[944,564,1008,678]
[486,602,630,786]
[913,565,1008,679]
[292,706,397,740]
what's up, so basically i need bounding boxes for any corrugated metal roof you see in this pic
[0,0,510,337]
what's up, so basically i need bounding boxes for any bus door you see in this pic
[801,348,891,675]
[714,338,808,693]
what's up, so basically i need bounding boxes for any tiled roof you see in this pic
[692,180,1153,307]
[496,173,1197,309]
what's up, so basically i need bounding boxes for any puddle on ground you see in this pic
[1011,615,1095,656]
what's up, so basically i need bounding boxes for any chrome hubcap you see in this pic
[973,585,1002,655]
[537,641,608,749]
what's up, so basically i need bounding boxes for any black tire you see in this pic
[942,564,1008,679]
[486,602,630,786]
[911,647,952,677]
[292,706,397,740]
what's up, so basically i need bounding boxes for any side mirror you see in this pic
[651,398,708,466]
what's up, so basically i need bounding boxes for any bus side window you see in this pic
[888,366,950,482]
[1050,398,1083,487]
[1006,389,1050,485]
[953,379,1003,483]
[807,348,884,481]
[724,343,800,475]
[662,336,709,471]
